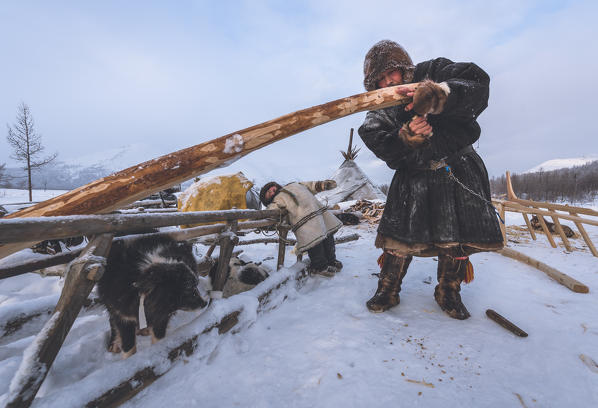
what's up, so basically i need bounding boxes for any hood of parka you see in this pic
[363,40,415,91]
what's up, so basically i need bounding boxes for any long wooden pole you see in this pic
[498,247,589,293]
[0,84,416,259]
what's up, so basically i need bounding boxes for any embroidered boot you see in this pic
[434,255,471,320]
[366,253,412,313]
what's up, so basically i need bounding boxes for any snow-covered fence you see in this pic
[493,171,598,257]
[1,208,295,408]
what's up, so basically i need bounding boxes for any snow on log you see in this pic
[31,261,307,408]
[0,84,416,259]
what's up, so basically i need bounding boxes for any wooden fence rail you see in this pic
[493,171,598,257]
[1,207,301,407]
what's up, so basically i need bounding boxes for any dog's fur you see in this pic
[97,235,209,358]
[530,215,575,238]
[208,256,270,298]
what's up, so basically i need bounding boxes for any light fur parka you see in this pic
[267,182,342,253]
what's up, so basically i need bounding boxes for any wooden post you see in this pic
[533,209,557,248]
[495,203,507,245]
[569,211,598,257]
[5,233,113,408]
[276,225,290,270]
[498,247,589,293]
[211,223,238,293]
[521,212,537,240]
[548,210,573,252]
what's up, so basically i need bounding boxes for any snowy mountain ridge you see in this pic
[525,156,598,173]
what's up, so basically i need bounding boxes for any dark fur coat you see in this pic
[358,57,503,246]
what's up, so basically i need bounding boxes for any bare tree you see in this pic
[6,102,57,201]
[0,163,6,185]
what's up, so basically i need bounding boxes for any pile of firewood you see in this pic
[347,200,385,223]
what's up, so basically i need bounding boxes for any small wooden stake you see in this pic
[533,209,557,248]
[549,210,572,252]
[486,309,528,337]
[569,211,598,257]
[211,225,238,292]
[276,225,290,270]
[521,212,537,240]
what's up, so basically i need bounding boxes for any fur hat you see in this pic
[363,40,415,91]
[259,182,282,206]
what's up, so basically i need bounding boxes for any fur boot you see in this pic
[434,255,471,320]
[366,253,412,313]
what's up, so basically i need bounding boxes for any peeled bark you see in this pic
[0,85,415,259]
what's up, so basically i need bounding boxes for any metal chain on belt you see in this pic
[446,169,493,206]
[445,167,505,224]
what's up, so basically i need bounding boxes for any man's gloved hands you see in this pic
[412,80,449,116]
[315,179,337,192]
[399,116,432,148]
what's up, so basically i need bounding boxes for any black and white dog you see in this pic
[97,235,209,358]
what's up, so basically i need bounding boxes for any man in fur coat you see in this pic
[358,40,503,320]
[260,180,343,277]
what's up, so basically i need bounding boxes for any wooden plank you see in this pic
[570,212,598,257]
[549,210,573,252]
[5,234,114,408]
[521,212,537,240]
[0,209,282,245]
[0,219,278,280]
[498,247,589,293]
[531,209,557,248]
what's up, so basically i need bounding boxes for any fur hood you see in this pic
[363,40,415,91]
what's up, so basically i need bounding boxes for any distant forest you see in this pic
[490,160,598,203]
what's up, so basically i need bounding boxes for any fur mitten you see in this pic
[315,179,337,192]
[399,122,429,148]
[413,80,450,115]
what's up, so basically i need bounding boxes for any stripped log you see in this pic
[548,210,572,251]
[521,212,536,240]
[498,247,589,293]
[532,209,557,248]
[0,209,283,245]
[5,234,114,408]
[486,309,528,337]
[1,85,416,259]
[0,218,279,280]
[236,232,360,246]
[569,211,598,257]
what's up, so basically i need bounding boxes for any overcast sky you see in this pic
[1,0,597,187]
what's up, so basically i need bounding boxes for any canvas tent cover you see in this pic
[178,172,254,228]
[316,160,385,206]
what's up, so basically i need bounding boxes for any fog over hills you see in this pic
[1,143,596,192]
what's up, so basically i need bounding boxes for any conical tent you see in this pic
[316,128,386,206]
[316,159,386,206]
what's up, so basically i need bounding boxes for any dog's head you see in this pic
[135,262,209,313]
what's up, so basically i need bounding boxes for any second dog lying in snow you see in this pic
[97,235,210,358]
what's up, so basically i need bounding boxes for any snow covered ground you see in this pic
[1,196,597,407]
[0,189,69,214]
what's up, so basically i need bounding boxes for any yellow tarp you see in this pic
[177,172,253,228]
